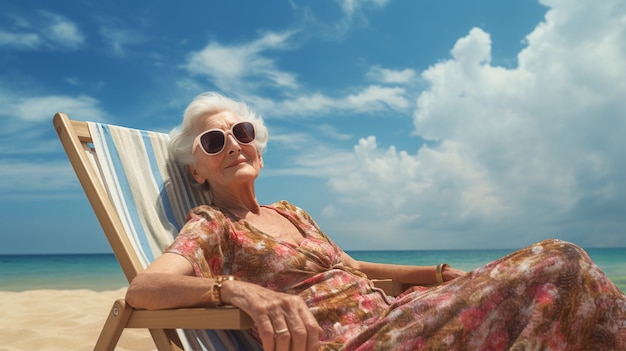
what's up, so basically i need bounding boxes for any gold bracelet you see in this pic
[436,263,449,284]
[208,275,238,306]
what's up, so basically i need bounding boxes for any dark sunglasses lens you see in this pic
[233,122,255,143]
[200,130,225,154]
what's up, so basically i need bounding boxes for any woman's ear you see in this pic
[187,164,206,184]
[258,153,264,169]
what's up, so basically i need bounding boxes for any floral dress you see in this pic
[166,200,626,351]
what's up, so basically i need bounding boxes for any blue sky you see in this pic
[1,0,625,254]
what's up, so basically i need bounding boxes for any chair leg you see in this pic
[150,329,185,351]
[94,300,133,351]
[94,300,185,351]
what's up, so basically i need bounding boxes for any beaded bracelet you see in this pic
[207,275,238,306]
[436,263,450,284]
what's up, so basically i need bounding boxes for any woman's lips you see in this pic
[226,157,247,168]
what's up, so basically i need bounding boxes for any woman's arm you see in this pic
[126,253,213,309]
[125,252,323,351]
[341,252,466,285]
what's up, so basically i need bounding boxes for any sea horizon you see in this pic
[1,248,625,293]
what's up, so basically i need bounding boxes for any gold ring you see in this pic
[274,327,289,336]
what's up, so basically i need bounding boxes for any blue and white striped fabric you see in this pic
[88,122,263,351]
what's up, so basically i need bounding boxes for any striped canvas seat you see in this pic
[54,112,262,351]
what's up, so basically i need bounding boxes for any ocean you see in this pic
[1,248,625,293]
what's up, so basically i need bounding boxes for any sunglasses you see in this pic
[193,121,256,155]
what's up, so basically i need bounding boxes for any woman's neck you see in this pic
[211,186,260,217]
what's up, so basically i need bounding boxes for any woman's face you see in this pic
[188,110,263,189]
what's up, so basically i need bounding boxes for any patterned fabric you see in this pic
[87,122,263,351]
[167,201,626,351]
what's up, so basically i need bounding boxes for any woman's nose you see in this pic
[224,133,241,154]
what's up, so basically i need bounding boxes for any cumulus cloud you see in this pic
[322,0,626,249]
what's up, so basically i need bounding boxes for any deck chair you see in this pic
[53,112,403,351]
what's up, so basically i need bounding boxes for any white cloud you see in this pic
[183,31,298,93]
[318,0,626,249]
[9,95,104,122]
[0,12,84,50]
[342,86,410,112]
[337,0,392,19]
[250,86,410,119]
[0,31,41,49]
[0,89,106,172]
[321,204,338,217]
[43,12,84,48]
[451,28,491,67]
[98,23,149,57]
[366,65,417,84]
[315,124,353,141]
[0,92,105,202]
[0,159,80,197]
[268,93,337,116]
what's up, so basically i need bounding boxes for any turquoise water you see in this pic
[1,248,625,292]
[0,254,128,291]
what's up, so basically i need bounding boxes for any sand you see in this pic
[0,288,154,351]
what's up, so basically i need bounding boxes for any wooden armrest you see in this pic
[96,299,254,351]
[127,304,253,329]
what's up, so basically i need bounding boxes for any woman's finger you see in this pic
[300,305,323,351]
[273,324,292,351]
[254,315,278,351]
[281,296,322,351]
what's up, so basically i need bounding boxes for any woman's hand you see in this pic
[442,266,466,282]
[221,280,323,351]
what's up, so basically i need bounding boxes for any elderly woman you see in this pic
[126,92,626,351]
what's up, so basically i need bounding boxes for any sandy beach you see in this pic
[0,288,154,351]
